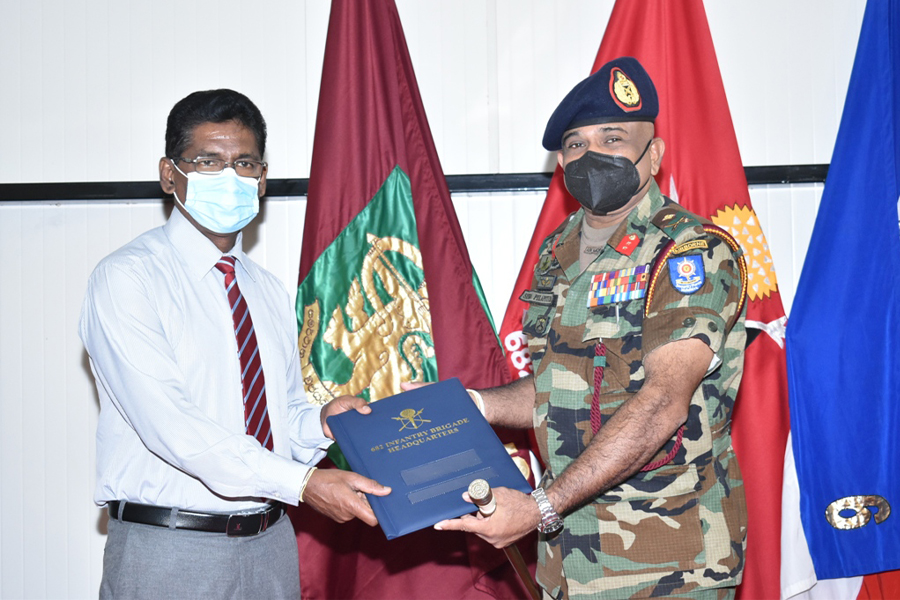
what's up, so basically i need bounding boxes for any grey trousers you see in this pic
[100,514,300,600]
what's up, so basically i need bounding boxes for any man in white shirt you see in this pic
[80,89,390,599]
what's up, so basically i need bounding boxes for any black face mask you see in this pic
[563,138,653,215]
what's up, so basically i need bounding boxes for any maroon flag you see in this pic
[291,0,532,597]
[499,2,790,598]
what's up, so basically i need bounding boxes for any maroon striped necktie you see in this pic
[215,256,273,450]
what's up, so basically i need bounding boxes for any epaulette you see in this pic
[537,211,577,256]
[651,204,711,241]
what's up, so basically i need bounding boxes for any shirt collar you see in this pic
[604,179,665,254]
[164,209,254,281]
[554,180,664,278]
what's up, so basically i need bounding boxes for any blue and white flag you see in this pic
[786,0,900,579]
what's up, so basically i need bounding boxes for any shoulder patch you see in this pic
[645,224,748,323]
[667,255,705,294]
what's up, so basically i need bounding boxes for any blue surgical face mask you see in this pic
[171,161,261,234]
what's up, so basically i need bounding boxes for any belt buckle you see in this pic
[226,511,268,537]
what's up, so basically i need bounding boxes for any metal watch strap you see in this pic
[531,487,563,534]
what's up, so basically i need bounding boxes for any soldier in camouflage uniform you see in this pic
[435,57,748,599]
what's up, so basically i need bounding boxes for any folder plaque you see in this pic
[326,378,533,539]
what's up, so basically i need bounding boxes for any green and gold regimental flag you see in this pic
[291,1,532,599]
[297,167,440,415]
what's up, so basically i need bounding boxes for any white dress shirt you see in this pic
[80,209,330,513]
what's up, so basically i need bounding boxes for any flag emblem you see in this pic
[668,255,705,294]
[711,204,778,300]
[824,495,891,531]
[297,172,438,406]
[610,68,642,111]
[588,265,649,307]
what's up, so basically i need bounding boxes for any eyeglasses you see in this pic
[173,156,267,178]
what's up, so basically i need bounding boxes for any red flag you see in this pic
[291,0,532,598]
[499,2,790,598]
[498,172,578,379]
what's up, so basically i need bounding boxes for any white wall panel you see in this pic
[492,0,616,174]
[0,206,25,600]
[0,0,866,184]
[749,183,825,315]
[452,191,546,323]
[706,0,865,166]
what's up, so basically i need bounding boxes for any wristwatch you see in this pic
[531,487,564,534]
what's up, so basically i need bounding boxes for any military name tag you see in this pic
[667,255,705,294]
[519,290,556,306]
[588,265,649,307]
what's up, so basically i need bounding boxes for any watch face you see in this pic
[542,518,564,534]
[541,517,563,535]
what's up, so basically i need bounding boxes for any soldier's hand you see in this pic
[434,486,540,549]
[320,395,372,439]
[302,469,391,527]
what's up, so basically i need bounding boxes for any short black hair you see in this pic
[165,89,267,159]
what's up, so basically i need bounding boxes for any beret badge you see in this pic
[610,68,642,111]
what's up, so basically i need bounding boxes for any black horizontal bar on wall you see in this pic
[0,164,828,201]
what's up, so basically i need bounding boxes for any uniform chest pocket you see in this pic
[583,300,645,394]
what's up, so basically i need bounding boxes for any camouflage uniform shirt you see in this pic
[523,181,748,599]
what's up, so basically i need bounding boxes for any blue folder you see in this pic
[326,377,533,539]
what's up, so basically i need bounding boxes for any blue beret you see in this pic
[542,56,659,151]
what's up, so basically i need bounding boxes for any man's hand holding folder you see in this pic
[304,394,392,527]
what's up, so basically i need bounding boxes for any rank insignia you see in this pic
[588,265,649,307]
[668,255,705,294]
[536,275,557,291]
[615,233,640,256]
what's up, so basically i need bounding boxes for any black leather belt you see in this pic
[107,501,284,537]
